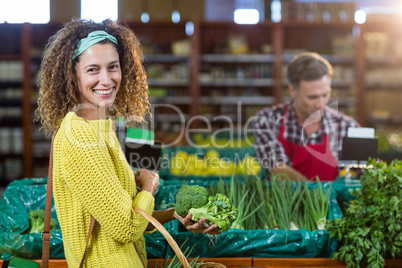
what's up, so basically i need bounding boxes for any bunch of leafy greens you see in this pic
[28,209,58,234]
[326,159,402,268]
[189,193,237,232]
[175,185,237,232]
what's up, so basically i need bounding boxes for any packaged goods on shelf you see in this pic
[331,35,355,57]
[365,68,402,85]
[364,32,389,58]
[160,144,262,179]
[3,159,22,181]
[281,2,355,23]
[0,61,23,81]
[0,128,11,154]
[171,39,191,56]
[228,35,249,55]
[366,89,402,123]
[0,127,22,154]
[147,62,189,80]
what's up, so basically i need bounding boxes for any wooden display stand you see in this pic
[1,258,402,268]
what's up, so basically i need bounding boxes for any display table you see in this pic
[1,258,402,268]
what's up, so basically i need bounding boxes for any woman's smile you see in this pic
[75,42,121,119]
[93,87,115,97]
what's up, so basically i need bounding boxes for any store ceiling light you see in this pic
[271,0,281,23]
[81,0,117,22]
[172,10,181,23]
[141,12,150,23]
[354,9,366,24]
[234,9,259,24]
[1,0,50,23]
[185,21,194,36]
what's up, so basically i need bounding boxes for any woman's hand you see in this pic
[135,169,160,196]
[173,211,222,235]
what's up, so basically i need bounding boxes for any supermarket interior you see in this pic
[1,0,402,267]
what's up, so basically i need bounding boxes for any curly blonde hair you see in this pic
[36,18,150,136]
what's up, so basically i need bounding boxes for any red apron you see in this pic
[277,104,338,181]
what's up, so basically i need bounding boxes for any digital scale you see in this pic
[339,127,378,182]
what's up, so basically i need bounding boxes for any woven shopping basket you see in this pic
[134,207,226,268]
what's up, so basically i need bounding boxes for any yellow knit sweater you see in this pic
[53,112,155,268]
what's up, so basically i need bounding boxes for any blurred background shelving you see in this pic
[1,0,402,184]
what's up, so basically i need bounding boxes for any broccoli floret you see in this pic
[175,185,209,217]
[28,209,58,234]
[189,193,237,232]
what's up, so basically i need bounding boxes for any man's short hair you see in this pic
[287,52,333,89]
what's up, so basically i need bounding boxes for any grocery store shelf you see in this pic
[283,54,355,64]
[331,79,354,88]
[150,95,275,108]
[202,54,275,63]
[0,153,22,159]
[0,55,22,61]
[148,78,189,87]
[330,97,356,106]
[365,83,402,88]
[201,113,247,122]
[0,81,22,86]
[0,118,22,127]
[369,116,402,126]
[280,79,354,88]
[149,96,190,105]
[0,100,21,107]
[144,54,189,63]
[366,55,402,64]
[200,96,274,105]
[200,78,274,87]
[155,114,189,122]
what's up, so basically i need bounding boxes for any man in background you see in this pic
[253,52,359,181]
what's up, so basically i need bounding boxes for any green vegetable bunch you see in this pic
[189,193,237,232]
[209,175,332,231]
[175,185,209,217]
[175,185,237,232]
[326,159,402,268]
[148,239,204,268]
[28,209,58,234]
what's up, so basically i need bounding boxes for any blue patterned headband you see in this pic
[72,30,118,60]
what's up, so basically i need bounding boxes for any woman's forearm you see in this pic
[146,207,176,230]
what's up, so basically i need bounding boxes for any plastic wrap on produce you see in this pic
[146,179,343,258]
[0,178,64,261]
[1,177,345,260]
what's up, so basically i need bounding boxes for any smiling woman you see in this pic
[36,19,221,268]
[36,19,150,136]
[75,42,122,120]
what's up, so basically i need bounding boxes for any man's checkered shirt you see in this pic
[253,100,359,174]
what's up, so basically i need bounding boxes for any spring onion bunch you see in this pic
[209,173,332,231]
